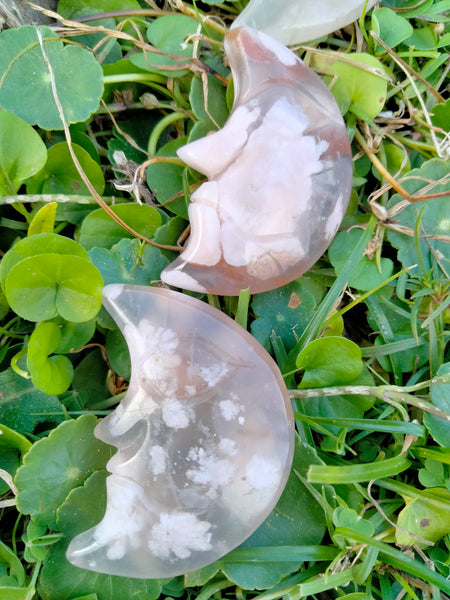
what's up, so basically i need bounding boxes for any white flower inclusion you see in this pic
[186,446,236,499]
[125,320,181,389]
[246,455,282,490]
[149,512,212,559]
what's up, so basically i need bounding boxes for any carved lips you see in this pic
[67,285,294,578]
[161,26,353,295]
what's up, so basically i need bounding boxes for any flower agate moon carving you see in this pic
[161,26,353,296]
[67,284,294,579]
[231,0,378,46]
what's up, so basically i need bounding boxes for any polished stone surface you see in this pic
[231,0,378,46]
[161,26,352,295]
[67,284,294,578]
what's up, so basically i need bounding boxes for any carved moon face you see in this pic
[66,284,294,579]
[161,26,353,296]
[231,0,378,45]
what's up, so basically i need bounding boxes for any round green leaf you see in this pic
[371,8,413,51]
[27,322,74,395]
[328,229,394,291]
[296,336,363,388]
[79,204,163,250]
[329,53,388,119]
[26,142,105,196]
[4,254,103,322]
[0,111,47,196]
[0,26,103,130]
[0,233,89,290]
[15,414,113,530]
[130,15,199,76]
[55,319,96,354]
[396,488,450,547]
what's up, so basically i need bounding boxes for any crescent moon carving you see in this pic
[67,284,294,578]
[161,26,353,296]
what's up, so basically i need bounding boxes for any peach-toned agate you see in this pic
[161,26,353,296]
[231,0,378,46]
[67,284,294,579]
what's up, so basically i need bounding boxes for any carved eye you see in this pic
[161,26,353,296]
[66,284,294,578]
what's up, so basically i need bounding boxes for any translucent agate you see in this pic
[231,0,378,46]
[67,284,294,579]
[161,26,353,296]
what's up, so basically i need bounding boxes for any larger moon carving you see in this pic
[67,284,294,579]
[161,26,353,296]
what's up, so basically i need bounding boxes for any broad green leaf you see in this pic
[79,204,163,250]
[396,487,450,546]
[386,159,450,276]
[28,203,57,236]
[328,229,394,291]
[0,369,65,435]
[371,8,413,51]
[4,254,103,322]
[0,541,25,586]
[26,142,105,196]
[0,232,89,291]
[15,414,113,530]
[105,328,131,380]
[329,53,388,119]
[296,337,363,388]
[220,436,329,590]
[189,74,229,134]
[0,423,32,494]
[0,26,103,130]
[54,318,96,354]
[130,15,199,76]
[431,97,450,130]
[88,237,169,286]
[0,111,47,196]
[27,322,74,395]
[251,279,323,352]
[424,362,450,446]
[71,349,109,406]
[39,470,162,600]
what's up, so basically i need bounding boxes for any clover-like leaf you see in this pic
[4,254,103,323]
[332,507,374,547]
[296,336,364,388]
[79,204,163,250]
[0,26,103,130]
[329,229,394,291]
[386,158,450,276]
[0,111,47,196]
[15,415,113,530]
[88,238,169,286]
[0,232,89,291]
[26,142,105,196]
[38,470,162,600]
[27,322,74,395]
